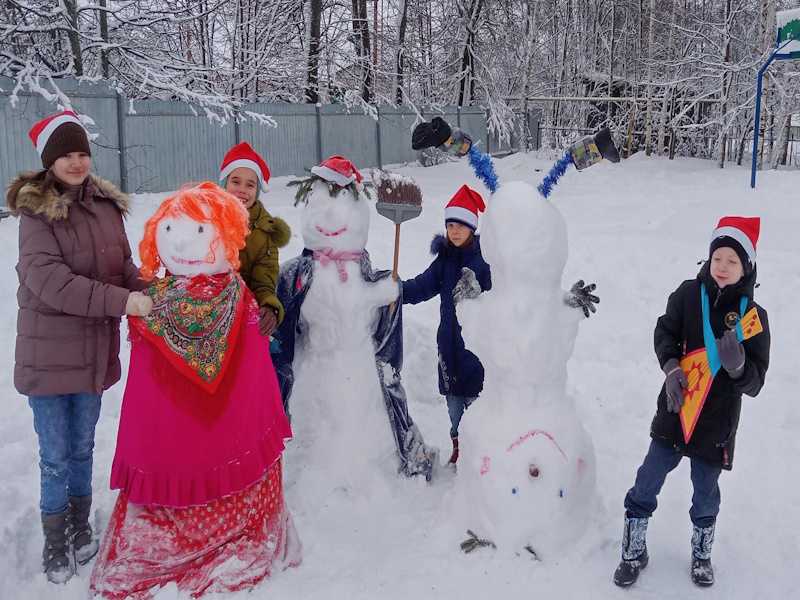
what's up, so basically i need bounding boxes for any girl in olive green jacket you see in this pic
[219,142,291,335]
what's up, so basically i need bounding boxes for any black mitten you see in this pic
[412,117,453,150]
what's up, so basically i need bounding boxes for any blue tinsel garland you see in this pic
[467,145,499,194]
[537,151,573,199]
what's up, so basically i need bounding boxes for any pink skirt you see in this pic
[91,461,301,599]
[110,313,292,508]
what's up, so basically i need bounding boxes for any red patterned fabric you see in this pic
[91,461,300,599]
[129,273,245,394]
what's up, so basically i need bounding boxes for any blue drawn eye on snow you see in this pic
[511,487,518,495]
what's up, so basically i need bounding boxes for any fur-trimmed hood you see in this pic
[430,233,481,256]
[6,170,129,221]
[249,200,291,248]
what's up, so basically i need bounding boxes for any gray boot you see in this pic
[41,511,73,584]
[691,523,715,587]
[613,516,649,587]
[69,495,99,565]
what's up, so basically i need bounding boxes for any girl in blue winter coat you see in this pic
[402,184,491,466]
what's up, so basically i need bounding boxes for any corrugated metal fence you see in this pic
[0,77,493,203]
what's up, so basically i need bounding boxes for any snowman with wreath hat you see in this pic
[273,155,438,494]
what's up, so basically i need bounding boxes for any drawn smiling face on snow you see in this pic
[140,183,248,281]
[300,179,370,252]
[156,213,230,276]
[473,427,594,553]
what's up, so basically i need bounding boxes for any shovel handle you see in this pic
[392,223,401,280]
[389,223,401,315]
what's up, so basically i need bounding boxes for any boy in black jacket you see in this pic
[614,216,770,589]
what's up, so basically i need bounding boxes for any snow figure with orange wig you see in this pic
[90,183,300,599]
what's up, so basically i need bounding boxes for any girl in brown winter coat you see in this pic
[7,111,152,584]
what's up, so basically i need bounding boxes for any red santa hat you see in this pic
[709,216,760,267]
[311,155,363,187]
[444,184,486,231]
[28,110,91,169]
[219,142,270,191]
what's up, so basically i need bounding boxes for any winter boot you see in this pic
[690,523,715,587]
[613,516,649,587]
[69,495,99,565]
[41,511,73,584]
[447,437,460,465]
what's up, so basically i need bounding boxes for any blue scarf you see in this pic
[700,283,748,376]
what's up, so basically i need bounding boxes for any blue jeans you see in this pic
[446,395,475,438]
[29,393,102,515]
[625,439,722,528]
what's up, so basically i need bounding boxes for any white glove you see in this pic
[371,278,401,307]
[125,291,153,317]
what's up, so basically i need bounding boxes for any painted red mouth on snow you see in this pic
[171,256,206,265]
[316,225,348,237]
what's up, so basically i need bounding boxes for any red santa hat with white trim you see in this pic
[444,184,486,231]
[311,155,363,188]
[219,142,270,191]
[28,110,91,169]
[709,216,760,271]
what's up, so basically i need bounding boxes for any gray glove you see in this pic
[663,358,688,413]
[717,329,745,378]
[452,267,482,304]
[460,529,496,553]
[564,280,599,318]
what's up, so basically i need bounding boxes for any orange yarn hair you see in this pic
[139,181,249,281]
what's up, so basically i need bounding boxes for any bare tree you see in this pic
[0,0,797,163]
[306,0,323,103]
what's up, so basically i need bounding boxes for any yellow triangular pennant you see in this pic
[679,348,715,444]
[740,307,763,340]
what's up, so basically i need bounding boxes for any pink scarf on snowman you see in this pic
[312,247,364,282]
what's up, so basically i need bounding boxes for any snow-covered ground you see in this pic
[1,153,796,599]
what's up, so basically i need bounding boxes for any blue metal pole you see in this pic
[750,52,778,189]
[751,70,765,188]
[750,29,793,188]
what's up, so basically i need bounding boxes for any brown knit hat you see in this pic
[28,111,91,169]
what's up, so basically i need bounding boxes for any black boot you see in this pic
[41,511,73,584]
[447,436,459,465]
[69,495,99,565]
[691,524,715,587]
[613,516,649,587]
